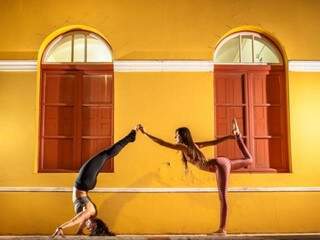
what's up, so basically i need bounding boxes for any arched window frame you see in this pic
[214,31,283,65]
[42,30,113,63]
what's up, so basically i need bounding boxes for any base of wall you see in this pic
[1,234,320,239]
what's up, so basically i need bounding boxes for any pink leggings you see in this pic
[204,136,252,231]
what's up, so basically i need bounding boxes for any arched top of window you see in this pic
[43,30,112,63]
[214,32,283,64]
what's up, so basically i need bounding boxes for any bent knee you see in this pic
[216,157,229,164]
[246,156,253,164]
[216,157,231,170]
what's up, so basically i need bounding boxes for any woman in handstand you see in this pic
[137,119,252,235]
[52,128,137,237]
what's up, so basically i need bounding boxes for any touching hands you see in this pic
[136,124,146,134]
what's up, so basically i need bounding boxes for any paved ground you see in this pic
[1,234,320,240]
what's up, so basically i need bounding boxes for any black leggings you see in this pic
[75,130,136,191]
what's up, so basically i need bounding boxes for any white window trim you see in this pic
[1,60,320,72]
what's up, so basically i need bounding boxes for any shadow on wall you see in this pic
[97,172,159,232]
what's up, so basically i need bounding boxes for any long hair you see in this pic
[175,127,205,170]
[90,218,114,236]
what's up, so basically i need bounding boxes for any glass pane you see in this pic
[87,34,112,62]
[241,35,253,63]
[73,33,85,62]
[215,36,240,63]
[254,37,282,63]
[45,35,72,62]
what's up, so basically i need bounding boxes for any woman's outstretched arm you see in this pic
[138,124,187,151]
[76,221,86,235]
[52,210,92,238]
[196,135,233,148]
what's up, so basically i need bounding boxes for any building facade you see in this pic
[1,0,320,235]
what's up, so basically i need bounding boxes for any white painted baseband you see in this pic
[1,60,320,72]
[0,60,37,71]
[1,186,320,193]
[114,60,213,72]
[288,61,320,72]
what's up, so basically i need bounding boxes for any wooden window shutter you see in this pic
[39,65,114,172]
[214,65,289,172]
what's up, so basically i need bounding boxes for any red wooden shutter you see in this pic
[39,65,114,172]
[248,68,276,171]
[81,72,113,172]
[267,66,289,172]
[40,71,78,171]
[215,68,248,160]
[214,65,289,172]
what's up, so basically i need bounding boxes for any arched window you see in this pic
[214,32,282,64]
[43,31,112,63]
[39,30,114,173]
[213,32,289,172]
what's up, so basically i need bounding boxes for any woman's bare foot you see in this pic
[213,228,227,235]
[232,118,241,137]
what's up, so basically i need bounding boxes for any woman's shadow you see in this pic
[94,171,160,232]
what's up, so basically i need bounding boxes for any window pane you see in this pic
[45,35,72,62]
[254,37,282,63]
[73,33,85,62]
[215,36,240,63]
[241,35,253,63]
[87,34,112,62]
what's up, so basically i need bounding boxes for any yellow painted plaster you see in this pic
[1,0,320,234]
[1,0,320,59]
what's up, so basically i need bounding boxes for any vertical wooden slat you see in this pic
[81,72,114,172]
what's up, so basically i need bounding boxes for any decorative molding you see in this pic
[1,60,320,72]
[288,61,320,72]
[114,60,213,72]
[1,186,320,193]
[0,60,37,71]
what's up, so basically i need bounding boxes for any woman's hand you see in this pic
[137,124,146,134]
[76,229,84,235]
[52,227,64,238]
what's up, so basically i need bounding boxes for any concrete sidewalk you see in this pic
[1,234,320,240]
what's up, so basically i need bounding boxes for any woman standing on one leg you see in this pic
[137,119,252,235]
[52,128,137,238]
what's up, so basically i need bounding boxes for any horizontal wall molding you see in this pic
[1,60,320,72]
[288,61,320,72]
[114,60,213,72]
[0,60,37,71]
[1,186,320,193]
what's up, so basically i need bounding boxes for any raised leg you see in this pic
[230,135,253,170]
[230,119,253,170]
[102,129,136,159]
[87,129,136,171]
[75,130,136,190]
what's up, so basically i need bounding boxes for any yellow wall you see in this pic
[1,0,320,235]
[2,192,320,234]
[1,0,320,60]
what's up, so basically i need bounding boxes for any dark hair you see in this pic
[90,218,114,236]
[175,127,205,170]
